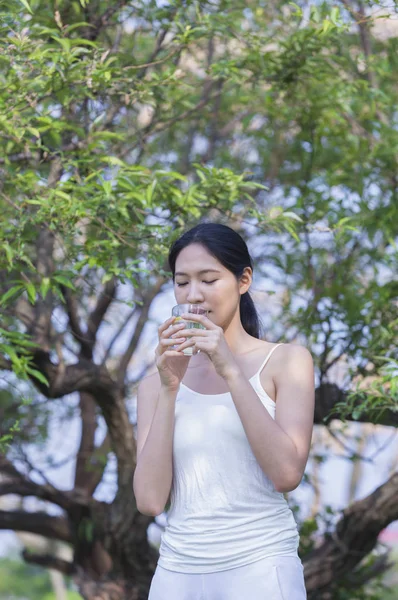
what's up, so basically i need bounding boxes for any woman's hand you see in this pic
[172,313,239,380]
[155,317,191,390]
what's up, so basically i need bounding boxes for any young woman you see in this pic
[133,223,315,600]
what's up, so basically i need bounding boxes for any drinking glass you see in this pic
[171,304,208,355]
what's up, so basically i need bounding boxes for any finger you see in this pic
[180,313,216,329]
[175,338,196,351]
[160,338,186,347]
[158,337,186,356]
[158,316,177,336]
[171,328,208,338]
[160,322,186,339]
[162,349,190,358]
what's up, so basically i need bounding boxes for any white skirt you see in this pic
[148,555,307,599]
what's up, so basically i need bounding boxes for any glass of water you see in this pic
[171,304,208,355]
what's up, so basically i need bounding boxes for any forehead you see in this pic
[174,243,225,275]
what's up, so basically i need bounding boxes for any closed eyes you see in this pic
[176,280,218,287]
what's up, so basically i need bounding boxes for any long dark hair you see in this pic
[168,223,263,339]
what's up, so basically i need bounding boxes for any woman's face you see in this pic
[173,243,251,330]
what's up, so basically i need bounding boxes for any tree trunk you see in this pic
[72,508,159,600]
[304,472,398,596]
[74,558,157,600]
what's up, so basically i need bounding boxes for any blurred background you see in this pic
[0,1,397,598]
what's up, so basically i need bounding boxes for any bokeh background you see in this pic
[0,1,397,598]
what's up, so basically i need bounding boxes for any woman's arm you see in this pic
[133,373,177,516]
[224,344,315,493]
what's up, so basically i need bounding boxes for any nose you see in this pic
[186,282,205,304]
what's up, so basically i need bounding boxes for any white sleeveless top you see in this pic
[157,343,300,573]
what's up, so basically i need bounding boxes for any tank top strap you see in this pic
[253,343,283,379]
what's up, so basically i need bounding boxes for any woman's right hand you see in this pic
[155,317,191,390]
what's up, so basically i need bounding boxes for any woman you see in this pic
[133,223,315,600]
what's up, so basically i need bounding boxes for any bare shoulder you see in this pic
[272,343,314,381]
[278,343,313,362]
[273,342,313,367]
[253,340,312,363]
[253,342,312,402]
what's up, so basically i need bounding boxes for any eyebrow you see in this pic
[175,269,221,277]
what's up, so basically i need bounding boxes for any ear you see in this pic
[239,267,252,295]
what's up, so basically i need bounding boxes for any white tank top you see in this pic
[157,343,300,573]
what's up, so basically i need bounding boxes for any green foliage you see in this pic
[330,357,398,423]
[0,557,80,600]
[295,503,337,558]
[0,0,397,594]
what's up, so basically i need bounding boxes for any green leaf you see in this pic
[146,180,157,206]
[54,190,71,201]
[0,285,24,306]
[2,243,14,267]
[27,127,40,139]
[25,282,36,304]
[51,36,71,53]
[70,38,99,48]
[53,276,76,290]
[289,2,303,18]
[40,277,51,299]
[18,0,33,14]
[25,367,49,386]
[283,211,303,222]
[64,22,94,34]
[101,156,126,167]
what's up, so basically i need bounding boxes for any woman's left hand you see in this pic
[173,313,239,379]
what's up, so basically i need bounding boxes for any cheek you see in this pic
[210,283,238,309]
[217,280,239,299]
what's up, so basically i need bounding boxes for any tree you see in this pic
[0,1,397,598]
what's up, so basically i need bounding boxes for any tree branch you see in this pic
[28,161,63,353]
[62,286,87,349]
[22,549,75,575]
[74,392,97,492]
[30,228,56,351]
[30,353,115,399]
[340,1,375,82]
[117,275,167,387]
[0,356,12,370]
[81,433,111,497]
[0,509,73,543]
[141,80,219,141]
[343,549,393,588]
[88,1,130,41]
[0,455,25,478]
[29,353,136,495]
[102,307,138,364]
[62,277,116,357]
[86,277,117,347]
[0,140,87,165]
[133,6,179,80]
[339,0,387,125]
[304,471,398,594]
[0,480,75,512]
[0,455,92,513]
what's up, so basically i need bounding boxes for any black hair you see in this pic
[168,223,263,339]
